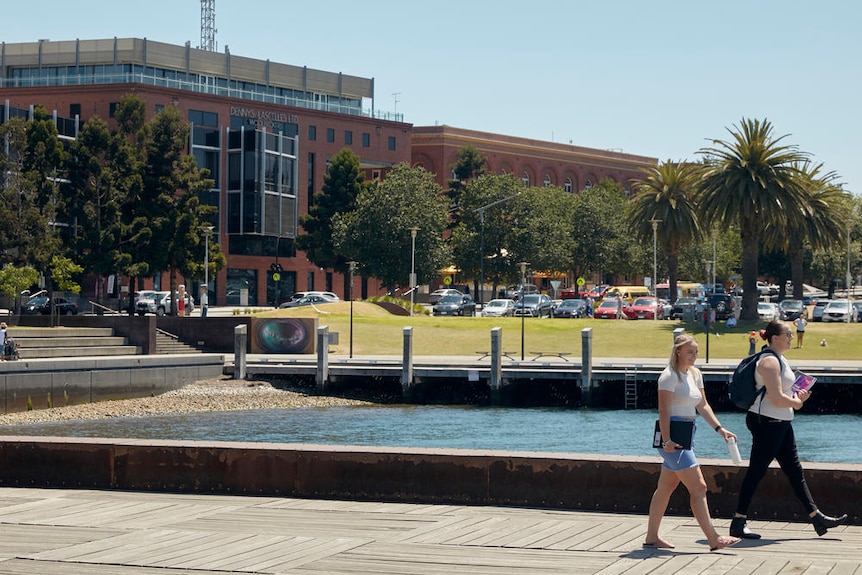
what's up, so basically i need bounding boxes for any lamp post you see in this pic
[476,192,521,309]
[200,225,214,317]
[712,230,717,293]
[518,261,529,360]
[409,227,418,317]
[844,220,853,304]
[649,219,660,320]
[348,261,357,357]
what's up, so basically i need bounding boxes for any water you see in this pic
[1,406,859,464]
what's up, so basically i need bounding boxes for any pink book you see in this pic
[792,371,817,394]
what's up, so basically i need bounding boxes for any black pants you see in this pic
[735,411,817,516]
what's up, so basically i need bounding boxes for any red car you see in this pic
[583,284,611,300]
[630,296,661,320]
[593,298,635,319]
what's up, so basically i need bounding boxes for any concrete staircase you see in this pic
[156,330,203,354]
[7,326,140,359]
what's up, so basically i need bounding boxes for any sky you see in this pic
[3,1,860,194]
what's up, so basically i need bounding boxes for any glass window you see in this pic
[308,125,317,141]
[543,174,552,187]
[564,178,573,193]
[226,268,257,306]
[326,128,335,143]
[362,133,370,147]
[69,103,81,118]
[388,136,396,150]
[344,131,353,145]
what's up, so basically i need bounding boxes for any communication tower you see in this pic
[200,0,217,52]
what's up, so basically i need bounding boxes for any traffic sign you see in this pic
[576,277,585,287]
[443,276,452,285]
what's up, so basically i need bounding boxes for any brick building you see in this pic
[1,37,408,306]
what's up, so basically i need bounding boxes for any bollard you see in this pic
[234,324,247,380]
[673,327,685,344]
[401,326,414,398]
[490,327,502,404]
[581,327,593,406]
[316,326,329,393]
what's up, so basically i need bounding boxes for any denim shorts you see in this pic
[657,417,699,471]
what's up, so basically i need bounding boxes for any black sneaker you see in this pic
[730,517,761,539]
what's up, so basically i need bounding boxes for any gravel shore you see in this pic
[0,376,374,425]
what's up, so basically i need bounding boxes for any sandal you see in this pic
[710,535,740,551]
[643,538,675,549]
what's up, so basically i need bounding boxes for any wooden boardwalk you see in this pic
[0,487,858,574]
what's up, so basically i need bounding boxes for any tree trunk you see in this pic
[789,237,805,300]
[740,222,760,321]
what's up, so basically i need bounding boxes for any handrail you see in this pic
[88,300,122,315]
[156,328,179,340]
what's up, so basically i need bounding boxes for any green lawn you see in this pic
[260,303,862,360]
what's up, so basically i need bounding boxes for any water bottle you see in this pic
[727,436,743,465]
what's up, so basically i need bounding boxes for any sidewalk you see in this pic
[0,487,858,574]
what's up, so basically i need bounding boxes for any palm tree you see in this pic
[697,119,810,320]
[761,162,850,300]
[627,160,702,302]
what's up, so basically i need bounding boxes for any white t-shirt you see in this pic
[657,366,703,417]
[751,353,795,421]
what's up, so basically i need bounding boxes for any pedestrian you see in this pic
[0,322,6,360]
[748,331,757,356]
[729,320,847,540]
[794,315,807,348]
[644,333,740,551]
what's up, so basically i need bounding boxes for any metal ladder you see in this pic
[624,368,638,409]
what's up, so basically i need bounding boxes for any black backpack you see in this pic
[728,348,778,409]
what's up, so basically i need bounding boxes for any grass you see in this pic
[258,302,862,360]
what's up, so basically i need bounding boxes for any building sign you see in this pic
[230,105,299,133]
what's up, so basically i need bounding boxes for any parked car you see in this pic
[853,301,862,322]
[513,294,554,317]
[821,300,853,322]
[593,298,635,319]
[480,298,515,317]
[279,294,339,308]
[778,299,807,321]
[757,301,780,321]
[658,299,673,320]
[21,296,78,315]
[428,288,462,305]
[630,296,662,320]
[503,284,539,300]
[136,291,194,316]
[811,299,830,322]
[552,298,587,318]
[433,293,475,316]
[670,297,698,320]
[706,293,735,320]
[583,284,611,300]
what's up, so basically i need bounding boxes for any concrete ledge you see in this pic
[0,437,858,524]
[0,354,225,413]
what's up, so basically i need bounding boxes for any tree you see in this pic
[507,186,575,277]
[66,115,130,303]
[627,160,702,302]
[332,163,450,292]
[446,145,488,230]
[697,118,810,320]
[449,173,525,295]
[570,179,630,287]
[296,147,364,273]
[142,105,215,314]
[0,264,39,317]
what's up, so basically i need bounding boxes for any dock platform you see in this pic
[0,486,859,574]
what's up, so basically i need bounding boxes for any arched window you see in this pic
[521,172,530,186]
[564,178,573,194]
[543,174,552,187]
[584,179,593,190]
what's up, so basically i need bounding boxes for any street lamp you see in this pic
[476,192,521,309]
[348,261,357,357]
[518,261,529,360]
[649,219,660,320]
[712,230,718,293]
[200,225,214,317]
[844,220,853,304]
[409,227,418,317]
